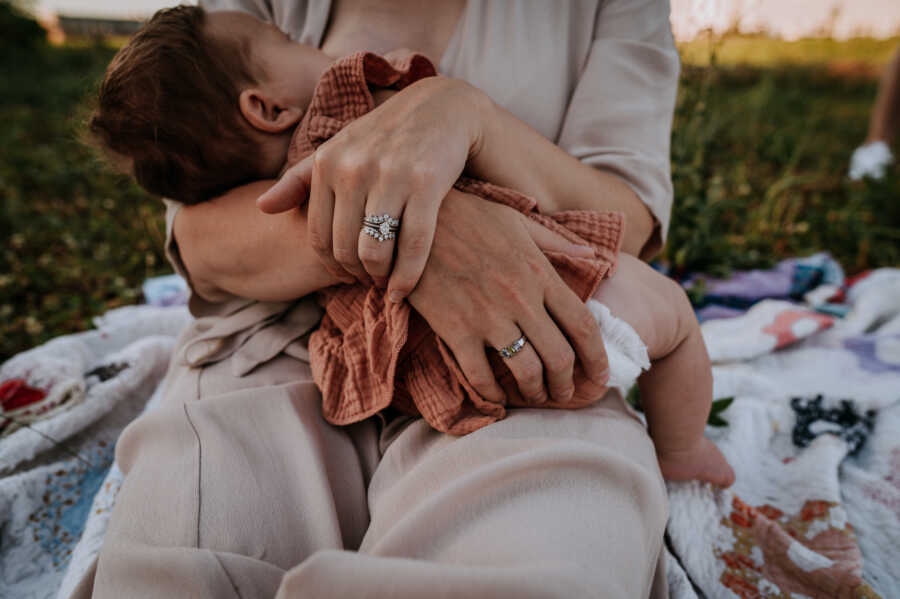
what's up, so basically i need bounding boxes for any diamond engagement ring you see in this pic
[362,213,400,242]
[497,335,528,359]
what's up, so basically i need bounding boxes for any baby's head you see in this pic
[89,6,331,204]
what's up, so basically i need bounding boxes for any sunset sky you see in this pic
[31,0,900,41]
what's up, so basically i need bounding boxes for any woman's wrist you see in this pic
[460,79,494,162]
[175,181,346,303]
[456,83,655,256]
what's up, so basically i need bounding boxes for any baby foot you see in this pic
[657,437,735,487]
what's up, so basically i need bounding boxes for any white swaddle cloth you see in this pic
[587,299,651,394]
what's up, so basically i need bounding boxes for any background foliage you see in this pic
[668,61,899,277]
[1,2,898,360]
[1,3,167,360]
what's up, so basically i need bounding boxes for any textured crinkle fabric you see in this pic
[289,52,624,435]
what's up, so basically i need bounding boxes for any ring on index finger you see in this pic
[361,213,401,242]
[497,334,528,359]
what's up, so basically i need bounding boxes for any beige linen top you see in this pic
[164,0,679,374]
[195,0,679,253]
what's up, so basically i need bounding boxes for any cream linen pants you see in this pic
[68,341,669,599]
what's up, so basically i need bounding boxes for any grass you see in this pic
[667,63,899,278]
[1,5,168,360]
[679,34,900,70]
[1,3,899,360]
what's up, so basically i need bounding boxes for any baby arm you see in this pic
[592,254,735,487]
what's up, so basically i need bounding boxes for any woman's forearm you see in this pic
[463,85,655,257]
[187,76,657,304]
[174,180,344,303]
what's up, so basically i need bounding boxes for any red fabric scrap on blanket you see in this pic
[0,378,47,412]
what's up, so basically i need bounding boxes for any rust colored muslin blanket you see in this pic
[288,51,625,435]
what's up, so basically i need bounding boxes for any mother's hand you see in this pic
[257,76,486,300]
[407,189,610,404]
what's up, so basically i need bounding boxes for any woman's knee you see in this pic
[385,406,668,537]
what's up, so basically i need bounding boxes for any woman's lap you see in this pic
[347,395,668,597]
[76,352,667,599]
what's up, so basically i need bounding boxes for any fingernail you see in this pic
[389,291,404,303]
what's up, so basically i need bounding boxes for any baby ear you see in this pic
[239,89,303,133]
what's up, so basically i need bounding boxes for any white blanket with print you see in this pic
[2,269,899,599]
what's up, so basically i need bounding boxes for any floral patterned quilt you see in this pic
[665,265,900,598]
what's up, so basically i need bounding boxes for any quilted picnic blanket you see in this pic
[1,260,899,599]
[664,260,900,599]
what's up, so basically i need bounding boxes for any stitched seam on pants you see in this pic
[643,474,669,598]
[183,402,203,548]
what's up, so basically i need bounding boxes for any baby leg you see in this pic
[593,254,734,487]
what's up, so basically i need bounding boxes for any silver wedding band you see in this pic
[362,213,400,242]
[497,335,528,359]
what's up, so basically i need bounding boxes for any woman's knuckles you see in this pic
[334,161,370,186]
[388,280,415,299]
[332,246,358,266]
[407,163,436,188]
[582,351,610,382]
[312,147,334,173]
[467,373,499,394]
[358,244,389,266]
[544,348,575,374]
[399,231,429,253]
[574,309,600,338]
[374,156,410,181]
[515,361,544,387]
[329,267,355,284]
[309,231,329,254]
[555,386,576,402]
[526,389,549,404]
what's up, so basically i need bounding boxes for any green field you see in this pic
[1,4,899,360]
[679,34,899,70]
